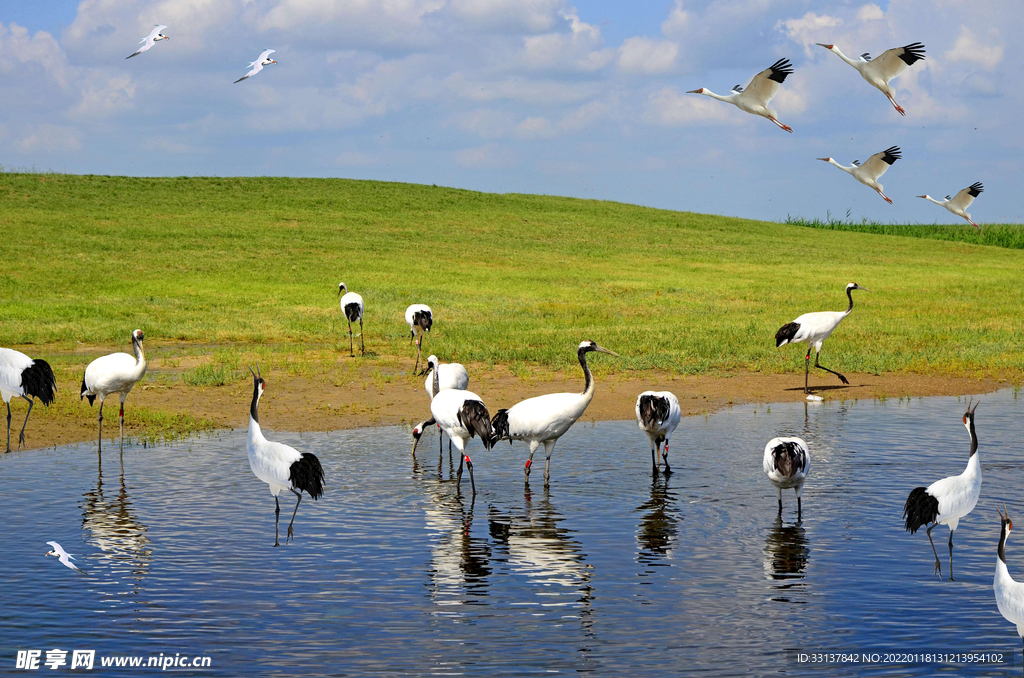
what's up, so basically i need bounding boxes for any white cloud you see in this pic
[855,4,884,21]
[617,37,678,74]
[644,88,735,127]
[72,73,137,118]
[521,8,614,72]
[776,12,844,58]
[515,116,556,139]
[453,143,516,168]
[946,27,1004,70]
[0,22,72,89]
[660,0,690,39]
[18,124,82,153]
[448,0,563,32]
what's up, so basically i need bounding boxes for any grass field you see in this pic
[786,211,1024,249]
[1,172,1022,389]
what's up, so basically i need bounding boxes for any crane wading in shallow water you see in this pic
[0,347,56,452]
[406,304,433,375]
[994,505,1024,663]
[687,58,795,133]
[635,391,680,473]
[246,366,325,547]
[491,341,619,487]
[763,437,810,520]
[338,283,365,357]
[775,283,869,394]
[918,182,984,229]
[817,42,925,116]
[424,355,470,459]
[818,146,901,204]
[80,330,147,455]
[411,387,493,496]
[904,400,981,581]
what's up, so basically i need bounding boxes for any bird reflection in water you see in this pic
[80,451,152,597]
[636,473,680,571]
[423,483,491,607]
[763,515,809,603]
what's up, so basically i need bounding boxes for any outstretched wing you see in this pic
[860,145,900,180]
[234,62,263,83]
[741,58,792,106]
[869,42,925,84]
[258,49,276,62]
[949,182,983,211]
[146,25,167,41]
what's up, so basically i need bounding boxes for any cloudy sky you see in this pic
[0,0,1018,223]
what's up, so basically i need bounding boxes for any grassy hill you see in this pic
[1,173,1022,378]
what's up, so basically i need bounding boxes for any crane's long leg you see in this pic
[804,349,811,394]
[797,495,802,521]
[814,351,849,385]
[524,440,540,481]
[875,188,893,205]
[925,523,942,577]
[776,486,783,515]
[543,439,556,487]
[770,117,793,133]
[459,454,475,495]
[119,395,127,454]
[948,529,955,581]
[274,495,281,547]
[359,317,364,355]
[348,320,354,357]
[5,400,11,453]
[413,336,422,374]
[17,395,34,451]
[650,444,657,472]
[886,93,906,117]
[287,488,303,543]
[663,440,671,473]
[97,399,105,456]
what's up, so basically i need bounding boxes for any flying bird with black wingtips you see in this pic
[687,58,795,133]
[126,25,168,59]
[817,41,925,115]
[917,182,984,229]
[817,146,901,204]
[234,49,277,83]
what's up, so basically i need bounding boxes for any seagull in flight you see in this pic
[234,50,277,83]
[126,25,169,59]
[46,542,87,575]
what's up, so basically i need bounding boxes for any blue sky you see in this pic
[0,0,1018,223]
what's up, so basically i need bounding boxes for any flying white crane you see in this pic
[46,541,87,575]
[234,49,276,83]
[80,330,148,454]
[126,25,168,59]
[635,391,681,473]
[687,58,795,133]
[763,437,810,519]
[994,505,1024,656]
[246,366,325,547]
[818,146,901,204]
[405,304,433,374]
[918,182,983,229]
[338,283,365,357]
[775,283,869,393]
[817,42,925,116]
[424,355,470,457]
[491,341,619,486]
[411,387,493,495]
[904,399,982,581]
[0,348,56,452]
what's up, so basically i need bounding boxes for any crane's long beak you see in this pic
[686,89,702,94]
[916,195,928,199]
[816,157,830,162]
[595,346,620,357]
[857,286,872,292]
[815,43,833,49]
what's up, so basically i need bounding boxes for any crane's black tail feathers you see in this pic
[290,453,326,500]
[904,487,939,534]
[772,441,807,478]
[23,359,56,406]
[638,395,670,429]
[458,400,493,451]
[344,302,361,323]
[414,311,432,333]
[80,373,96,406]
[775,322,800,347]
[490,408,512,447]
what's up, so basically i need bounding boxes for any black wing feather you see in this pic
[767,58,793,84]
[881,146,901,165]
[967,182,983,197]
[775,322,800,347]
[290,453,325,500]
[22,359,56,406]
[903,486,938,533]
[898,42,926,67]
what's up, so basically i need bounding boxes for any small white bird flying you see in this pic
[904,400,982,581]
[126,25,169,59]
[80,330,148,454]
[918,182,984,229]
[817,42,925,116]
[0,348,56,452]
[405,304,433,375]
[46,541,87,575]
[338,283,365,357]
[994,505,1024,653]
[818,146,901,204]
[635,391,681,473]
[234,49,276,83]
[763,437,810,519]
[776,283,869,393]
[687,58,795,133]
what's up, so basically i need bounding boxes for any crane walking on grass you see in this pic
[636,391,680,473]
[763,437,810,520]
[0,348,56,453]
[918,182,984,229]
[818,146,901,204]
[411,387,493,495]
[687,58,795,133]
[246,366,325,547]
[338,283,365,357]
[491,341,619,487]
[775,283,869,394]
[80,330,148,455]
[817,42,925,116]
[406,304,433,375]
[904,399,982,581]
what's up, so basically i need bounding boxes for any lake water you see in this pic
[2,389,1024,676]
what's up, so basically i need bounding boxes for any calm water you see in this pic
[3,390,1024,676]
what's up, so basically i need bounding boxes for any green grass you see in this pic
[1,173,1022,378]
[786,211,1024,249]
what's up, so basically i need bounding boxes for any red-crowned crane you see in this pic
[491,341,619,487]
[338,283,365,356]
[246,366,325,547]
[763,437,810,519]
[817,42,925,116]
[406,304,432,374]
[994,506,1024,659]
[424,354,470,458]
[687,58,795,133]
[80,330,147,454]
[818,146,901,203]
[234,49,276,83]
[411,387,493,495]
[904,400,981,581]
[918,182,983,229]
[126,25,168,59]
[775,283,869,393]
[636,391,681,473]
[0,347,56,452]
